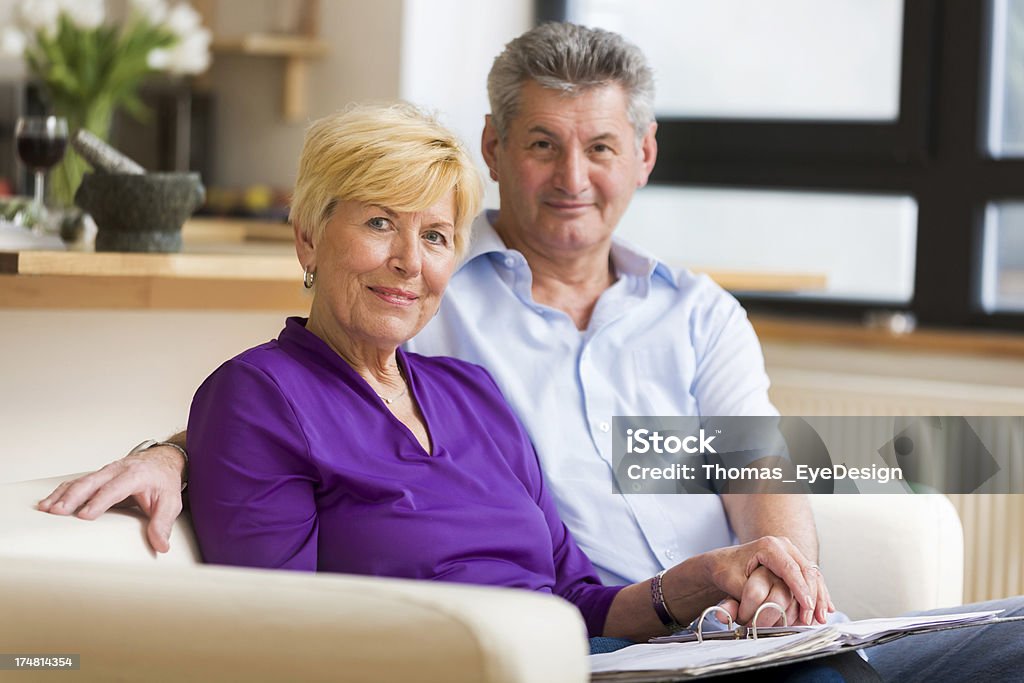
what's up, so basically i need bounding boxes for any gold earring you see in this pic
[303,267,315,289]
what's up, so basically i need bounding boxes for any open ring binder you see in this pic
[663,602,811,644]
[595,609,1022,680]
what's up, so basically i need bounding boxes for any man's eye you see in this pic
[367,217,390,230]
[530,140,553,150]
[592,143,612,154]
[424,230,449,246]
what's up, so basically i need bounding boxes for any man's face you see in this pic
[483,80,657,257]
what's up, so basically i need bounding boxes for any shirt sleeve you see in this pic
[187,358,320,571]
[691,287,779,417]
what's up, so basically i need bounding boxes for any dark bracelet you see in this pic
[650,569,685,633]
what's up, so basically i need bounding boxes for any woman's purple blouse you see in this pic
[187,317,622,637]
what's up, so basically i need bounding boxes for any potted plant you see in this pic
[0,0,212,208]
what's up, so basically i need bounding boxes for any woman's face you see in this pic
[301,193,458,351]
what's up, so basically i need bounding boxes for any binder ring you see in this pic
[750,602,788,640]
[694,605,735,643]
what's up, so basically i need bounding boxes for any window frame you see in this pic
[538,0,1024,331]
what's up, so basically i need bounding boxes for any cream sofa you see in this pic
[0,476,964,682]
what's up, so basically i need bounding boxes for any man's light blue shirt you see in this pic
[407,211,778,585]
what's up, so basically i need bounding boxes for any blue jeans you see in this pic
[865,596,1024,682]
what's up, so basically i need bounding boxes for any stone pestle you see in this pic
[71,130,146,175]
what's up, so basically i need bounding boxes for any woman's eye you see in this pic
[367,216,390,230]
[424,230,449,246]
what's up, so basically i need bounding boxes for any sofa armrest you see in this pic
[0,475,200,565]
[0,557,588,682]
[0,476,589,681]
[811,494,964,620]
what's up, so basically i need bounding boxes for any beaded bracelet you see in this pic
[650,569,685,632]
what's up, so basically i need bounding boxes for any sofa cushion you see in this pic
[0,475,200,565]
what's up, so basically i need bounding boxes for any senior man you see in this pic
[39,22,1021,680]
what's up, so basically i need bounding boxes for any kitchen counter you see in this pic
[0,218,825,310]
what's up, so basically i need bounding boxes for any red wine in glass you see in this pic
[16,134,68,170]
[14,116,69,228]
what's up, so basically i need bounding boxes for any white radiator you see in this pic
[769,368,1024,603]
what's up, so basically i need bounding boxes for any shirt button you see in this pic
[665,549,677,561]
[504,257,515,268]
[599,421,610,433]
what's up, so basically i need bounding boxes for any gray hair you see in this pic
[487,22,655,143]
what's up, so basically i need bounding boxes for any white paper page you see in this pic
[590,628,838,674]
[834,610,1001,645]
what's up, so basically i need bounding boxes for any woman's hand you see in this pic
[603,534,833,642]
[37,444,186,553]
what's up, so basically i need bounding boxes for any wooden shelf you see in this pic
[212,34,328,59]
[688,269,826,293]
[196,0,328,122]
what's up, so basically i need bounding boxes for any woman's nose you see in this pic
[389,234,422,277]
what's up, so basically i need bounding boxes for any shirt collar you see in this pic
[461,209,678,289]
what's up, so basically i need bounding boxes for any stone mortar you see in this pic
[75,172,205,253]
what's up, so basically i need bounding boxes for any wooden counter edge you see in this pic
[751,314,1024,359]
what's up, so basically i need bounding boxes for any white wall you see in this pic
[0,310,292,483]
[399,0,533,209]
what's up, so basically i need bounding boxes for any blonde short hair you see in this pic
[290,103,482,259]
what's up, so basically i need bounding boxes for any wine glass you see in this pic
[15,116,69,231]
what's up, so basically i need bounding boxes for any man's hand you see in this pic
[716,562,835,628]
[694,535,832,626]
[36,444,187,553]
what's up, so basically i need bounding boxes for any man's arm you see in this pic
[37,432,189,553]
[721,492,818,560]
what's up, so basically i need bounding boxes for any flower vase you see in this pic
[49,100,114,210]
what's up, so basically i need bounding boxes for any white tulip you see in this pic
[165,2,202,38]
[16,0,61,37]
[0,26,27,57]
[146,47,171,70]
[56,0,105,30]
[130,0,169,25]
[165,27,211,74]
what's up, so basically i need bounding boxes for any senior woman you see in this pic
[185,104,829,658]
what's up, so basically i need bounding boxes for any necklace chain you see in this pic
[376,365,408,405]
[377,385,408,405]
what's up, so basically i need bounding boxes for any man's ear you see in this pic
[637,121,658,189]
[293,220,316,272]
[481,115,500,182]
